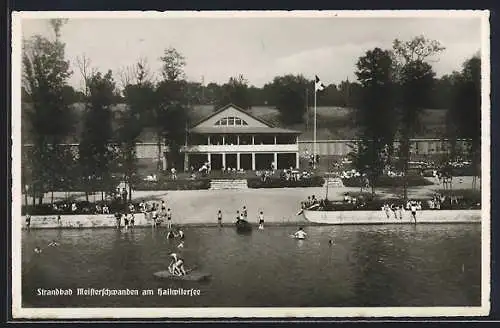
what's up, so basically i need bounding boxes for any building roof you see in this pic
[189,103,276,128]
[188,103,300,135]
[189,126,301,135]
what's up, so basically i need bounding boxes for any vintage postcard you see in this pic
[11,10,490,319]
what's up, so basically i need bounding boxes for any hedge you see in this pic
[22,199,133,216]
[247,176,325,188]
[134,179,211,191]
[342,175,434,188]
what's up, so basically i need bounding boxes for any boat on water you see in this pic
[235,219,252,233]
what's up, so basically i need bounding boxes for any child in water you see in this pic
[48,240,59,247]
[34,247,42,254]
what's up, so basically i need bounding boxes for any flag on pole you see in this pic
[315,75,325,91]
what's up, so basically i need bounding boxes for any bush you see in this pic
[22,199,132,216]
[342,175,434,188]
[248,176,325,188]
[134,178,211,191]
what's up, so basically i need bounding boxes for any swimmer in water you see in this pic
[34,247,42,254]
[48,240,59,247]
[166,230,175,239]
[177,241,184,249]
[328,239,333,246]
[293,227,307,240]
[178,229,184,240]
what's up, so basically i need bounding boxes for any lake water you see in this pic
[21,224,481,307]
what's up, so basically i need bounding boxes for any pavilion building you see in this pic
[181,104,301,171]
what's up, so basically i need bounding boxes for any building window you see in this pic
[215,116,249,126]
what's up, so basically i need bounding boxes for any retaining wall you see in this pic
[302,209,482,225]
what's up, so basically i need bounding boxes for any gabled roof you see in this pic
[189,103,275,129]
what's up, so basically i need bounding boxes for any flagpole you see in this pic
[314,84,317,169]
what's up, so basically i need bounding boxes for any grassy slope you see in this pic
[21,103,448,143]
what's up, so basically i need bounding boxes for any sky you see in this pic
[19,13,484,90]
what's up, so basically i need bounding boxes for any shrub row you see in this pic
[22,199,133,216]
[247,176,325,188]
[342,175,434,188]
[134,179,211,191]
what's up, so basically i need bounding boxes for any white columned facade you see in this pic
[222,135,225,145]
[273,152,278,169]
[207,153,211,164]
[222,153,226,168]
[207,136,211,145]
[236,153,240,170]
[274,136,277,144]
[251,153,256,170]
[252,135,255,145]
[296,152,300,169]
[237,135,240,145]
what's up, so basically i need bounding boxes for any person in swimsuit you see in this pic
[114,212,122,229]
[123,214,129,230]
[258,211,265,230]
[293,227,307,240]
[129,213,135,228]
[169,253,186,276]
[410,202,417,224]
[166,208,172,229]
[178,229,184,240]
[34,247,42,254]
[235,210,241,223]
[177,241,185,249]
[242,206,248,219]
[166,230,175,239]
[217,210,223,227]
[48,240,59,247]
[25,215,31,230]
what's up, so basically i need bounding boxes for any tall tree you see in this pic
[352,48,396,195]
[22,19,74,204]
[215,74,251,110]
[79,70,118,199]
[154,47,189,170]
[392,35,444,200]
[448,55,481,188]
[160,47,186,81]
[119,61,154,200]
[265,74,309,125]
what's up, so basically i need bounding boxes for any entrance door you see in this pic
[211,153,223,170]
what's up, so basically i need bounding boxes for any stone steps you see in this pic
[210,179,248,190]
[324,177,345,188]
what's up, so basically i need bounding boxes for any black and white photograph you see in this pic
[11,10,490,318]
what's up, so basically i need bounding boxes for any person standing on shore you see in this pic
[217,210,223,227]
[410,202,417,224]
[152,206,158,228]
[114,212,121,229]
[258,211,265,230]
[166,208,172,229]
[25,214,31,230]
[129,212,135,228]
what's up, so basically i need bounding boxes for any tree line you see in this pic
[349,36,481,199]
[21,20,481,204]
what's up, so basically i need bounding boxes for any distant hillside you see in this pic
[21,103,449,144]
